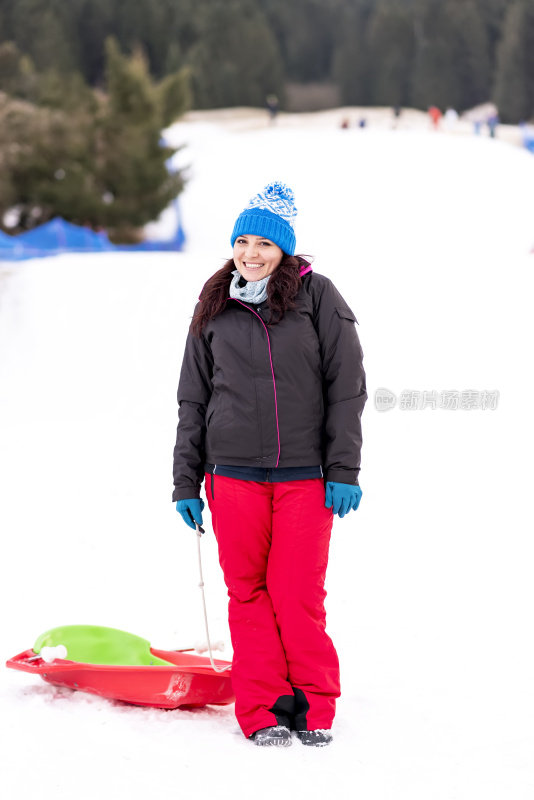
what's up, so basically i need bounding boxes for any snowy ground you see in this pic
[1,110,534,799]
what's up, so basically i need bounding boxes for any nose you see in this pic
[244,241,258,259]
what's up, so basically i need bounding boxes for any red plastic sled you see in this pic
[6,626,234,709]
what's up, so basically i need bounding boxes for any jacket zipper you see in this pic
[230,298,281,467]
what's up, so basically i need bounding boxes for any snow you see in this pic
[1,109,534,799]
[39,646,68,663]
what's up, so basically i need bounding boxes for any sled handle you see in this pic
[195,523,232,674]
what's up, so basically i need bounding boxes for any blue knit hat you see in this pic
[230,181,297,255]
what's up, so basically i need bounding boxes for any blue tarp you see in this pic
[16,218,114,253]
[0,229,40,260]
[0,205,186,261]
[0,230,14,252]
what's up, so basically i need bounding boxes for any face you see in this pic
[233,235,283,282]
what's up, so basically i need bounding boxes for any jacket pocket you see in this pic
[335,306,358,324]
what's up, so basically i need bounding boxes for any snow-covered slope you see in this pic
[1,112,533,799]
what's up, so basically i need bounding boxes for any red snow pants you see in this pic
[205,473,340,739]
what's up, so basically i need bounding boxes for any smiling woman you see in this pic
[172,181,367,748]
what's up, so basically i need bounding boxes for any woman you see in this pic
[172,182,367,747]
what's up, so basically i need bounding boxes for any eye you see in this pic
[259,241,271,246]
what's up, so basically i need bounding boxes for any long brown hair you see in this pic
[190,254,310,336]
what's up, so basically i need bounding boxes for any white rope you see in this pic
[195,524,232,673]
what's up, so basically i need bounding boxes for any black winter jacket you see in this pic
[172,270,367,502]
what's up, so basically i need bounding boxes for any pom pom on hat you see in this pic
[231,181,297,255]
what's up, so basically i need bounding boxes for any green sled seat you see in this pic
[33,625,176,667]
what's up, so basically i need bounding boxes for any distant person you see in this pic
[392,105,402,128]
[487,113,499,139]
[265,94,280,124]
[519,121,534,153]
[340,117,350,129]
[444,108,458,131]
[428,105,442,130]
[172,181,367,747]
[358,117,367,129]
[473,120,482,136]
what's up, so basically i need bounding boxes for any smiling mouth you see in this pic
[243,263,264,269]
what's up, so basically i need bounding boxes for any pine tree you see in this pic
[494,0,534,122]
[157,68,192,127]
[0,38,186,237]
[8,0,77,74]
[187,0,284,108]
[411,0,454,109]
[409,0,490,111]
[97,38,183,237]
[0,93,102,231]
[446,0,491,110]
[0,42,33,97]
[77,0,113,85]
[261,0,348,83]
[367,3,415,107]
[332,2,374,106]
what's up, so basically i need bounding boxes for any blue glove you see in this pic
[325,482,362,518]
[176,498,205,530]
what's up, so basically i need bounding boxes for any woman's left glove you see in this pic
[176,498,205,530]
[325,482,362,518]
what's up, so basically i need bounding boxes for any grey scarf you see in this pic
[229,270,270,305]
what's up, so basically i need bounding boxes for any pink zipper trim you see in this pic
[231,298,281,467]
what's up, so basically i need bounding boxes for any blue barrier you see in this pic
[0,208,186,261]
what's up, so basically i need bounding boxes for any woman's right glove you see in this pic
[325,482,362,518]
[176,498,205,530]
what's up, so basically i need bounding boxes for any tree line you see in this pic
[1,0,534,122]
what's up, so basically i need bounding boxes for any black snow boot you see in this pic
[250,725,292,747]
[295,729,333,747]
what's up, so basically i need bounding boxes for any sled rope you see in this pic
[196,524,232,673]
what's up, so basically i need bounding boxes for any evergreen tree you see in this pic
[76,0,113,85]
[35,69,99,113]
[332,2,374,106]
[261,0,348,83]
[0,38,186,237]
[0,93,19,214]
[187,0,284,108]
[97,38,183,237]
[0,93,102,231]
[449,0,491,109]
[494,1,534,122]
[157,68,192,127]
[411,0,455,108]
[0,42,21,95]
[0,42,35,98]
[475,0,509,67]
[410,0,490,111]
[104,38,156,123]
[367,3,415,107]
[8,0,77,74]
